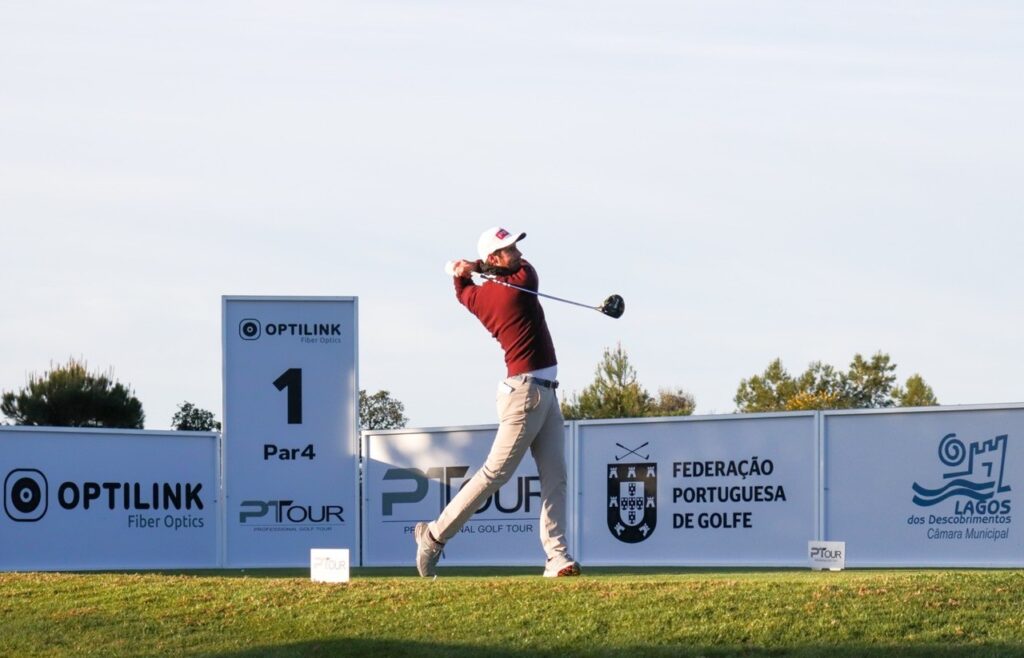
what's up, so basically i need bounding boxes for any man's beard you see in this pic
[479,260,522,277]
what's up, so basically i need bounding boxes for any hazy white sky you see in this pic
[2,1,1021,429]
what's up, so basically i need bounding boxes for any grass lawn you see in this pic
[2,568,1023,656]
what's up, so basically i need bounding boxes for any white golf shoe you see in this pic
[543,554,581,578]
[414,522,444,577]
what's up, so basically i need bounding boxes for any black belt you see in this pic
[516,375,558,390]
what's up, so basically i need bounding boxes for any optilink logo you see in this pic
[4,469,204,522]
[238,319,341,341]
[912,433,1012,515]
[5,469,48,522]
[239,319,261,340]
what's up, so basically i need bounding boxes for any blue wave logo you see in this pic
[912,433,1011,507]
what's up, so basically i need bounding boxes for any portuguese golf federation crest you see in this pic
[608,463,657,543]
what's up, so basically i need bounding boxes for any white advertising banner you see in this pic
[362,425,573,567]
[576,414,818,566]
[0,427,219,571]
[223,297,358,567]
[822,405,1024,567]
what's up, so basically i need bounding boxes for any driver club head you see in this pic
[600,294,625,319]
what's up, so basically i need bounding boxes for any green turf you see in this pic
[2,568,1023,656]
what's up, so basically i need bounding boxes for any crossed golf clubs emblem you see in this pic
[615,442,649,461]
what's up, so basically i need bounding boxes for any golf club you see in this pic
[615,442,650,461]
[478,273,625,319]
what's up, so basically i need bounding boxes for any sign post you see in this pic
[223,296,358,567]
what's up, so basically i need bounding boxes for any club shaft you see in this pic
[480,275,597,310]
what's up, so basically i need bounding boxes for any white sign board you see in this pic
[576,414,818,566]
[310,548,350,583]
[808,541,846,570]
[362,425,573,567]
[822,406,1023,567]
[223,297,358,567]
[0,427,219,571]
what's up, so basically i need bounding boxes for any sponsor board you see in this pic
[576,414,817,566]
[823,407,1022,567]
[0,427,219,571]
[223,297,359,567]
[362,425,572,566]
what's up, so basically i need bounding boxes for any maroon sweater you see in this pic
[454,260,558,377]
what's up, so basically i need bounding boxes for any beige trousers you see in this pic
[429,376,570,561]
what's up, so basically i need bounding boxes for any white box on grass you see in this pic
[808,541,845,571]
[310,548,350,583]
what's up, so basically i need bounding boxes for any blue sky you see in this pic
[1,1,1021,428]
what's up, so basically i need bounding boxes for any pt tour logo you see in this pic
[608,442,657,543]
[912,433,1012,515]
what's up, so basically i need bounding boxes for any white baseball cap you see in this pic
[477,226,526,261]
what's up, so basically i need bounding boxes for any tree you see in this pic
[734,352,938,412]
[360,389,408,430]
[731,358,801,413]
[651,388,697,417]
[561,343,696,420]
[846,353,898,408]
[1,358,145,428]
[171,401,221,431]
[893,374,939,407]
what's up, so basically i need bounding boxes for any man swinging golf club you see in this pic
[414,227,581,578]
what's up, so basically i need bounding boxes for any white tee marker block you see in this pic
[808,541,846,571]
[311,548,350,583]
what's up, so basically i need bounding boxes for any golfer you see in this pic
[414,227,580,578]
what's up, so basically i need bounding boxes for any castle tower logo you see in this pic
[607,443,657,543]
[912,433,1011,514]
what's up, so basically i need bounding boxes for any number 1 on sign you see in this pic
[273,368,303,424]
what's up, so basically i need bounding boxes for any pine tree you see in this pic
[561,343,695,420]
[735,352,938,412]
[1,358,145,428]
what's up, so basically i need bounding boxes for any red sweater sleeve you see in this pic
[454,273,477,308]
